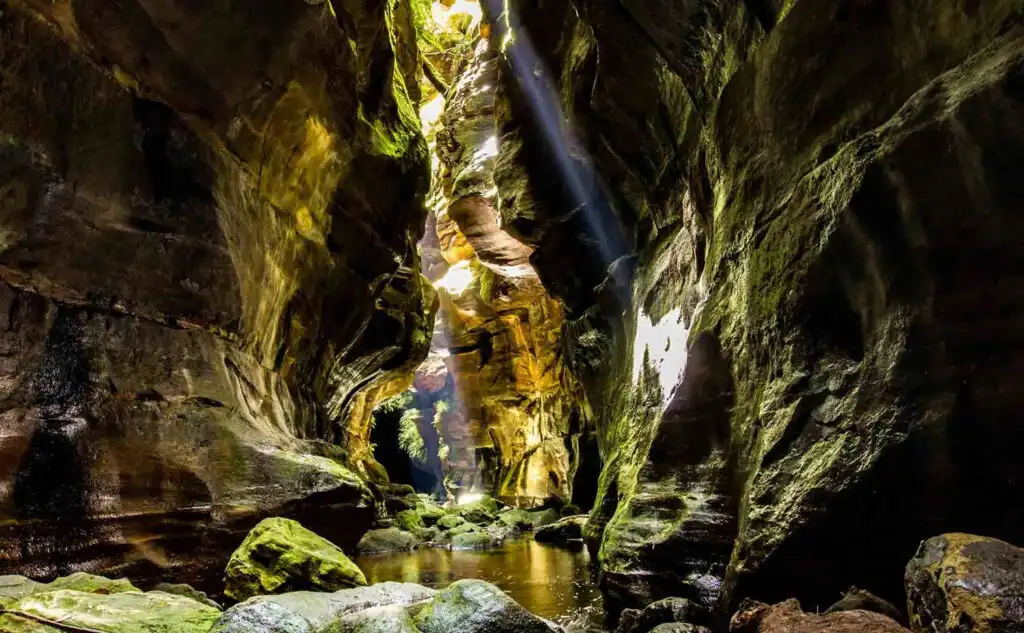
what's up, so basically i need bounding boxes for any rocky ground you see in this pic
[2,518,1022,633]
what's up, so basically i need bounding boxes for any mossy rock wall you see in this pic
[491,0,1024,616]
[0,0,429,588]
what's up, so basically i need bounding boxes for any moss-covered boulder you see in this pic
[153,583,222,609]
[395,510,426,532]
[437,514,467,531]
[906,533,1024,633]
[415,579,556,633]
[451,532,499,551]
[0,576,42,607]
[416,503,447,527]
[535,516,587,545]
[225,518,367,601]
[46,573,140,595]
[0,589,221,633]
[455,497,501,525]
[413,527,441,543]
[497,509,534,532]
[530,509,560,529]
[357,528,419,554]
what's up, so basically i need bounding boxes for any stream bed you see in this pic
[355,535,604,631]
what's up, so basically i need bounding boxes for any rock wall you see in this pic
[487,0,1024,617]
[0,0,430,588]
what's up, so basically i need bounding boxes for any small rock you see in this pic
[451,532,499,551]
[456,497,501,525]
[615,597,712,633]
[416,503,447,527]
[650,625,712,633]
[530,508,560,528]
[906,533,1024,633]
[224,517,367,601]
[497,509,535,532]
[414,526,441,543]
[395,510,425,532]
[437,514,467,531]
[357,528,420,554]
[153,582,222,609]
[825,586,902,623]
[535,515,587,545]
[729,599,910,633]
[415,579,559,633]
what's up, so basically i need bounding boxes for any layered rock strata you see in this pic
[487,0,1024,616]
[0,0,430,588]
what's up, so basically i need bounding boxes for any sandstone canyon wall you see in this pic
[486,0,1024,617]
[0,0,431,589]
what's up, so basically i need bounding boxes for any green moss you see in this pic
[398,408,428,461]
[4,590,220,633]
[224,517,366,601]
[436,514,466,531]
[395,509,426,531]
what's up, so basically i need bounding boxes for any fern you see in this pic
[399,408,428,462]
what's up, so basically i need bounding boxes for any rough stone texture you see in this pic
[651,626,712,633]
[905,533,1024,633]
[415,579,559,633]
[535,515,587,545]
[224,518,366,602]
[212,582,437,633]
[335,604,422,633]
[0,588,222,633]
[825,587,903,623]
[615,597,713,633]
[729,599,911,633]
[489,0,1024,615]
[356,529,419,555]
[0,0,431,589]
[405,35,588,505]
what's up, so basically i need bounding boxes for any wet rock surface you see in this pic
[414,579,559,633]
[489,0,1024,614]
[905,533,1024,633]
[357,529,420,555]
[535,516,587,546]
[0,0,430,588]
[224,518,366,602]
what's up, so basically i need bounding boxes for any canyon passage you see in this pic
[2,1,1024,633]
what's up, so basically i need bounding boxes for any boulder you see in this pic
[560,505,582,518]
[456,498,501,525]
[535,516,587,545]
[395,510,425,532]
[906,533,1024,633]
[437,515,468,531]
[1,588,222,633]
[530,509,560,529]
[415,579,558,633]
[824,587,902,623]
[413,527,441,543]
[0,576,43,607]
[651,626,712,633]
[152,583,221,609]
[497,509,535,532]
[357,528,419,554]
[615,597,712,633]
[729,599,910,633]
[45,573,140,595]
[224,518,367,601]
[416,504,448,528]
[212,582,436,633]
[451,532,500,551]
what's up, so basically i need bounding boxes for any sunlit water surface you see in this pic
[355,536,604,632]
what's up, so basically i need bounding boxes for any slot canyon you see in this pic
[1,1,1023,632]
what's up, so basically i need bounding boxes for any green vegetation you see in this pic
[399,408,428,461]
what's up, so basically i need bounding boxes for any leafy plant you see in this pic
[399,408,428,462]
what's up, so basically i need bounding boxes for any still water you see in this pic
[355,536,604,631]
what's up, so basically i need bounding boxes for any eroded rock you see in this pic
[905,533,1024,633]
[729,599,910,633]
[535,516,587,545]
[415,579,559,633]
[224,518,366,602]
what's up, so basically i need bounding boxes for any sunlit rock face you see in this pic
[419,36,587,505]
[490,0,1024,618]
[0,0,430,588]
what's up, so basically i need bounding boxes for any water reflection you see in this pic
[355,536,604,631]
